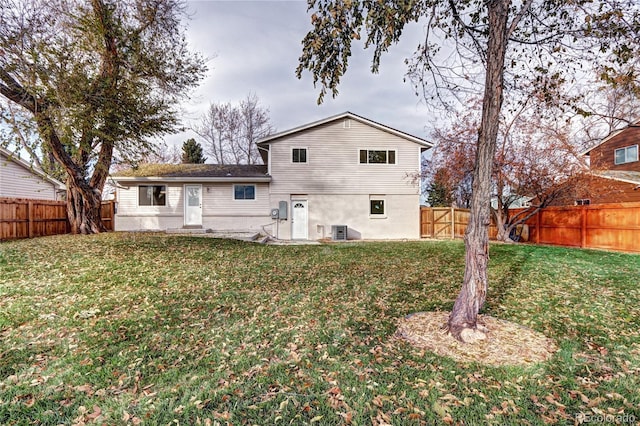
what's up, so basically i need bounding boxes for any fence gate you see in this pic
[421,207,457,238]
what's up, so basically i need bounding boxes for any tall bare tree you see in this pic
[0,0,205,233]
[297,0,640,342]
[194,93,273,165]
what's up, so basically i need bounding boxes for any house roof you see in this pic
[581,120,640,156]
[0,147,66,190]
[111,163,271,182]
[256,111,433,148]
[591,170,640,187]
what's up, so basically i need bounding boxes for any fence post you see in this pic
[27,201,34,238]
[535,209,541,244]
[581,206,587,248]
[450,207,455,239]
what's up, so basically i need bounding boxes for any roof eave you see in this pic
[256,111,433,148]
[111,176,272,183]
[0,147,66,189]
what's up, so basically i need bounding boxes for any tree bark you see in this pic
[448,0,510,342]
[67,181,106,234]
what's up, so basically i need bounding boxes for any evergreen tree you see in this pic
[426,180,453,207]
[181,139,206,164]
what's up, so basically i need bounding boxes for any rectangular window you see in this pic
[575,199,591,206]
[614,145,638,164]
[292,148,307,163]
[234,184,255,200]
[359,149,396,164]
[138,185,166,206]
[370,199,385,215]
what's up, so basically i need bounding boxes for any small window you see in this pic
[575,199,590,206]
[370,199,385,215]
[292,148,307,163]
[234,184,255,200]
[359,149,396,164]
[614,145,638,165]
[138,185,166,206]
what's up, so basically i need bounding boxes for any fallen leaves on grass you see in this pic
[395,311,557,367]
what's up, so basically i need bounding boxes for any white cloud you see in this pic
[167,0,435,149]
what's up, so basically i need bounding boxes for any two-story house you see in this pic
[112,112,432,240]
[578,121,640,204]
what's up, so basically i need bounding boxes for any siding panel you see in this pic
[268,120,422,195]
[0,155,57,200]
[590,126,640,171]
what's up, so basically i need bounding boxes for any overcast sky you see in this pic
[168,0,434,148]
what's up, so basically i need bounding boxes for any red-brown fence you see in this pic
[517,202,640,253]
[421,202,640,253]
[0,197,115,241]
[420,207,498,240]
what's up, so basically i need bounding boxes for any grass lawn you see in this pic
[1,233,639,425]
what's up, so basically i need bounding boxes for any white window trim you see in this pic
[233,184,257,201]
[614,144,639,165]
[137,184,167,207]
[358,148,397,165]
[369,196,387,219]
[291,147,309,164]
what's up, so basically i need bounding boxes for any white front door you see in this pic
[291,200,308,239]
[184,185,202,226]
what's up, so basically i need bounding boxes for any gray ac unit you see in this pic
[331,225,347,241]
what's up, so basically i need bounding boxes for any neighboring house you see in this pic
[0,147,66,200]
[112,112,433,240]
[574,121,640,205]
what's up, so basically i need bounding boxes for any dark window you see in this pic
[360,149,396,164]
[292,148,307,163]
[234,185,255,200]
[575,199,590,206]
[138,185,166,206]
[370,199,385,215]
[368,150,387,164]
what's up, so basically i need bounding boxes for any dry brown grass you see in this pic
[395,311,558,367]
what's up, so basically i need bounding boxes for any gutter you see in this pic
[112,176,272,183]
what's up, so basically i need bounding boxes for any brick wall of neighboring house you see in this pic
[589,125,640,171]
[548,174,640,206]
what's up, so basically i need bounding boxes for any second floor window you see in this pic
[614,145,638,165]
[292,148,307,163]
[359,149,396,164]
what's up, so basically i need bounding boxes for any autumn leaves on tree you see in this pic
[0,0,205,233]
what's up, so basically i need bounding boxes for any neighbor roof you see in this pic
[0,147,66,190]
[112,163,271,182]
[256,111,433,148]
[591,170,640,186]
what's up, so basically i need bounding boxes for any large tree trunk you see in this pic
[493,207,515,243]
[447,0,510,343]
[66,179,105,234]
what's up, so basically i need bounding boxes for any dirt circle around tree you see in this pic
[395,312,557,367]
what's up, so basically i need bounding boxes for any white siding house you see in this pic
[0,147,65,200]
[257,112,431,239]
[112,112,432,239]
[113,164,273,232]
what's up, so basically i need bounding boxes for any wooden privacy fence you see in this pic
[517,202,640,253]
[0,197,115,241]
[420,207,497,240]
[420,202,640,253]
